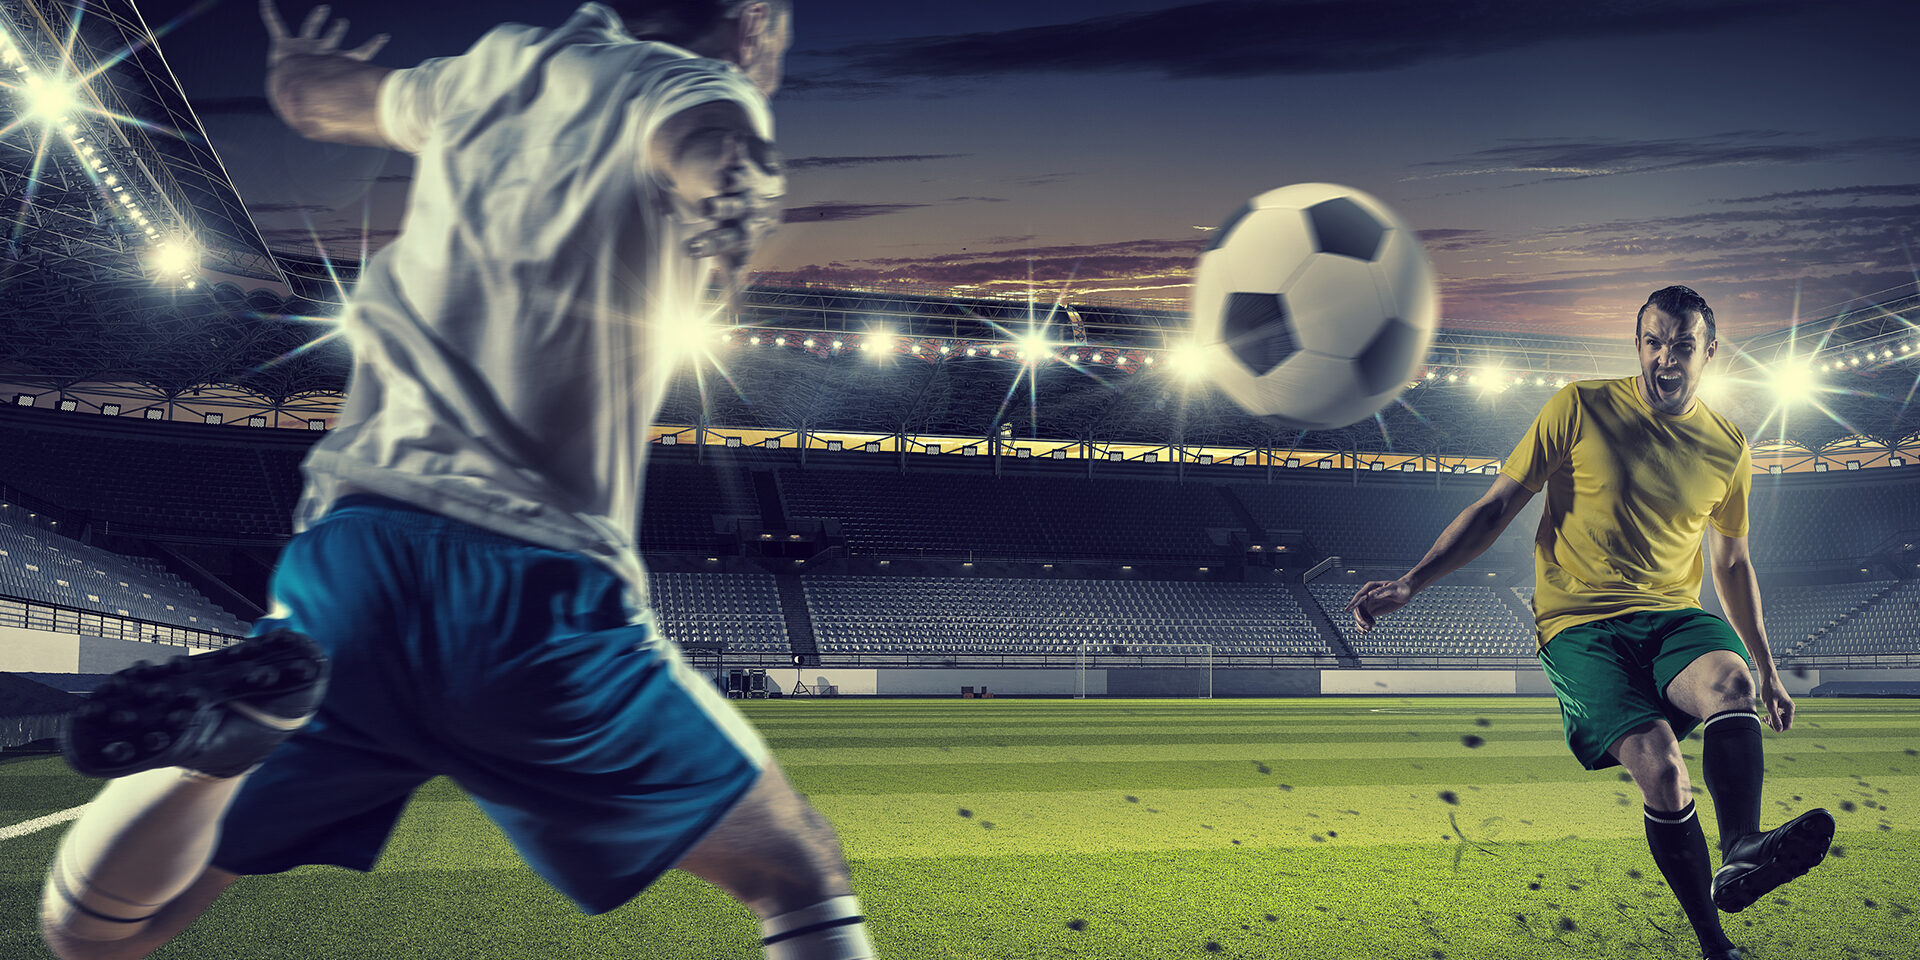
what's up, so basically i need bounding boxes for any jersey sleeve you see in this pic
[1709,432,1752,538]
[378,23,541,154]
[1500,383,1581,492]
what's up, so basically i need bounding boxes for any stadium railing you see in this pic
[0,595,238,650]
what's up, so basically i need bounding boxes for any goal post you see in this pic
[1075,642,1214,699]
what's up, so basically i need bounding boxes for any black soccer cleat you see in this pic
[1711,808,1836,913]
[1702,947,1747,960]
[62,629,329,779]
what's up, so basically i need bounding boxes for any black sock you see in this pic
[1645,802,1732,953]
[1702,709,1765,853]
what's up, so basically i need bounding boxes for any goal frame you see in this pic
[1074,642,1214,699]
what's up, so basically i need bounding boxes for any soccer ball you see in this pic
[1190,183,1438,431]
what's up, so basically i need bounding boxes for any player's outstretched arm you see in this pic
[1707,526,1793,731]
[260,1,395,148]
[1346,473,1534,633]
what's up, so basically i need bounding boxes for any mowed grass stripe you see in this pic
[775,752,1905,795]
[16,836,1900,959]
[769,735,1903,768]
[754,723,1918,749]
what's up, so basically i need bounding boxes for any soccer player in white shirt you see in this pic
[41,3,875,958]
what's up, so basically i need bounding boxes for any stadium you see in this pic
[2,0,1917,958]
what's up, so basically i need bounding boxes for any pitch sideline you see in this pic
[0,803,88,842]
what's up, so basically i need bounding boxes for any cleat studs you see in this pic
[166,709,194,727]
[101,741,135,763]
[141,731,171,752]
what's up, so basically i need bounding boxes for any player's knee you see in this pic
[1713,668,1755,708]
[1635,753,1690,805]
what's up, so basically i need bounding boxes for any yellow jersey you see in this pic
[1499,376,1752,648]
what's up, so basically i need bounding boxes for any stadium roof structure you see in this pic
[5,275,1920,461]
[0,0,1914,458]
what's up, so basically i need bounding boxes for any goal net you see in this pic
[1074,642,1213,699]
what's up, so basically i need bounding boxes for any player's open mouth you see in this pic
[1655,372,1683,394]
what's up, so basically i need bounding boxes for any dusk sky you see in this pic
[133,0,1920,338]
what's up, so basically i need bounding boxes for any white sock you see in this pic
[761,895,874,960]
[43,768,242,942]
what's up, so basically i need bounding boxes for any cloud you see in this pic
[190,96,275,116]
[1410,131,1920,184]
[781,201,932,223]
[786,154,966,170]
[1416,228,1491,251]
[821,0,1826,81]
[763,235,1207,296]
[1716,183,1920,204]
[245,202,337,214]
[1417,198,1920,332]
[260,227,401,250]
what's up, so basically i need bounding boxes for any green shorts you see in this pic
[1537,607,1752,771]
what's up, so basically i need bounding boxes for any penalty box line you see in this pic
[0,804,89,842]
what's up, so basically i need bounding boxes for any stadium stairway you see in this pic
[753,470,788,533]
[1285,580,1359,667]
[1781,579,1904,661]
[1215,486,1269,545]
[1494,586,1535,638]
[774,574,820,666]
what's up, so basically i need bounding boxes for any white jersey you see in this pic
[294,3,772,605]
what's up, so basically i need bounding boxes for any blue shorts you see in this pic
[211,495,766,915]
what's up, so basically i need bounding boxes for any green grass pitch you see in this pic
[3,696,1916,959]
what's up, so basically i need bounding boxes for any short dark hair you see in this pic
[1636,285,1715,342]
[612,0,789,45]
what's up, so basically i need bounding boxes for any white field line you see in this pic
[0,803,88,842]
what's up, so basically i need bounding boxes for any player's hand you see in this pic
[1345,578,1414,634]
[684,135,785,308]
[261,1,390,69]
[1758,672,1795,732]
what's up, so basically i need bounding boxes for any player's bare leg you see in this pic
[41,631,328,959]
[41,786,238,960]
[1666,650,1763,846]
[675,759,873,959]
[1666,649,1833,913]
[1611,721,1739,958]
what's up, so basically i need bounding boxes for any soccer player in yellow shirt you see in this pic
[1346,286,1832,960]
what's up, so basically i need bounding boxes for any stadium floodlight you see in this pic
[748,335,761,345]
[1696,374,1730,407]
[662,314,715,360]
[831,339,843,350]
[150,238,197,276]
[965,346,977,356]
[1768,362,1818,405]
[22,74,79,120]
[1016,331,1052,362]
[1446,372,1458,382]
